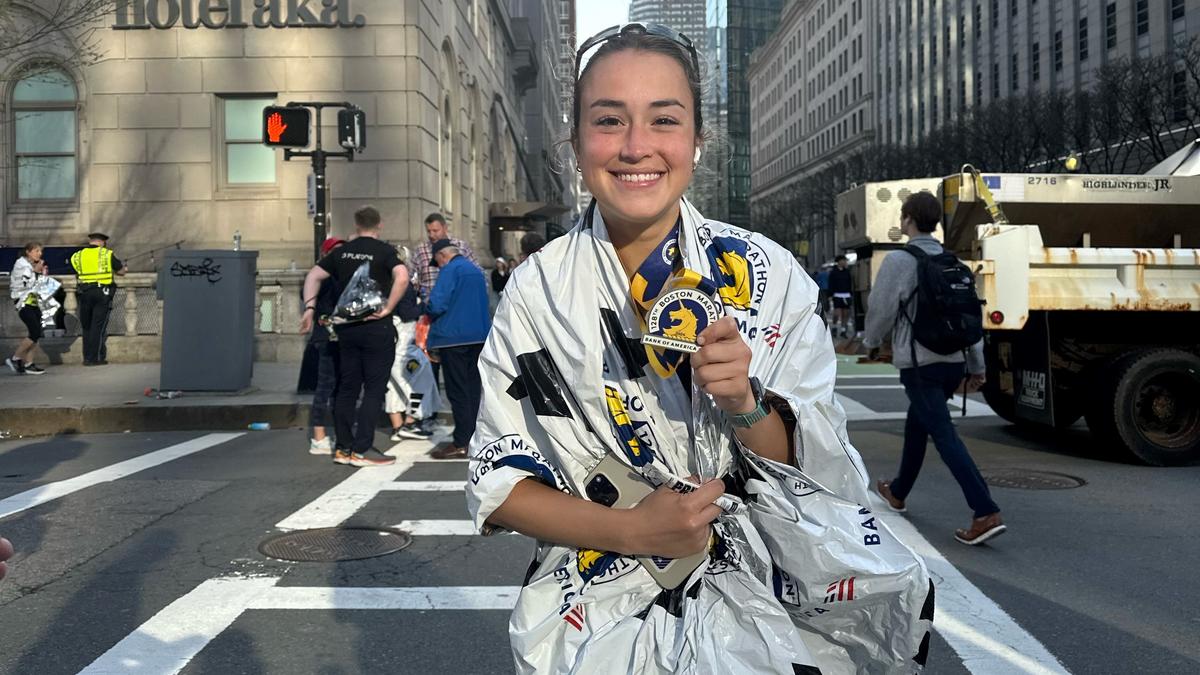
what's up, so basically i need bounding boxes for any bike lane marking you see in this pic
[0,433,243,520]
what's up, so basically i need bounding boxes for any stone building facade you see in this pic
[0,0,539,270]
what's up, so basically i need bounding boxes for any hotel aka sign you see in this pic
[113,0,366,29]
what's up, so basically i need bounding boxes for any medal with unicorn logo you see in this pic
[643,287,720,354]
[631,223,721,376]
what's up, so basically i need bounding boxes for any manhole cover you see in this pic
[259,527,412,562]
[981,469,1086,490]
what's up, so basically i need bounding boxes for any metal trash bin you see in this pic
[158,250,258,391]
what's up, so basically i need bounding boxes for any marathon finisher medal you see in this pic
[642,285,722,354]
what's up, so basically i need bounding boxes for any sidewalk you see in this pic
[0,362,310,437]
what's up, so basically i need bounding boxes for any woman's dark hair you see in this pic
[901,192,942,233]
[572,31,703,143]
[24,241,43,253]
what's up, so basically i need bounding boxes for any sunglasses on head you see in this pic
[574,23,700,82]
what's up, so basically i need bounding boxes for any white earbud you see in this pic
[693,147,702,166]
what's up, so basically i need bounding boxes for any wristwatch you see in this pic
[730,376,770,428]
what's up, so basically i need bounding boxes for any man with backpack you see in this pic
[863,192,1005,546]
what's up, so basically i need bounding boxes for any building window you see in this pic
[10,65,78,201]
[1106,3,1117,49]
[1172,70,1188,122]
[992,63,1000,98]
[440,96,454,213]
[221,97,276,185]
[1032,43,1040,82]
[1080,17,1089,60]
[1173,0,1186,22]
[1135,0,1149,36]
[975,4,982,39]
[1010,0,1017,18]
[1054,31,1063,71]
[1011,53,1019,91]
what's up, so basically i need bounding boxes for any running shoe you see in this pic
[349,448,396,467]
[333,449,352,465]
[396,422,434,440]
[5,357,24,375]
[23,363,45,375]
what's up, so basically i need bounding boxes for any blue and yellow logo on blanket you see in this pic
[577,548,620,582]
[705,235,771,315]
[604,386,652,466]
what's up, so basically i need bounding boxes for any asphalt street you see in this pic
[1,374,1198,675]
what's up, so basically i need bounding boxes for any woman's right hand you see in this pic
[622,479,725,559]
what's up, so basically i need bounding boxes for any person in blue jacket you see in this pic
[425,238,491,459]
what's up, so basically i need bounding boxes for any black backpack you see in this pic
[901,245,984,359]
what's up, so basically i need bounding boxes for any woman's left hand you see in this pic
[692,317,755,414]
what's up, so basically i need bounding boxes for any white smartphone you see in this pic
[584,454,709,590]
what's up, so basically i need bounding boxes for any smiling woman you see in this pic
[466,23,934,675]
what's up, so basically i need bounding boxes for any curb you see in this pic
[0,405,455,438]
[0,403,310,438]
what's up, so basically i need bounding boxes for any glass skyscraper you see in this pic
[692,0,783,227]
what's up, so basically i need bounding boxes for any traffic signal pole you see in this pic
[283,102,357,262]
[264,100,365,394]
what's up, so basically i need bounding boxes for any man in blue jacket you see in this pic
[426,239,491,459]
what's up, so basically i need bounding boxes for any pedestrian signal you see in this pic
[337,108,367,151]
[262,106,311,148]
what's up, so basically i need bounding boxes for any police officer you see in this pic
[70,232,126,366]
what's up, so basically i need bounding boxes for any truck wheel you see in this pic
[981,379,1019,424]
[1090,349,1200,466]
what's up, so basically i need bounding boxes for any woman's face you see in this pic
[28,247,43,262]
[575,50,698,232]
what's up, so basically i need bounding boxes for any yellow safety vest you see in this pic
[71,246,115,285]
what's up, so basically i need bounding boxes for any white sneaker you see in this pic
[309,437,333,455]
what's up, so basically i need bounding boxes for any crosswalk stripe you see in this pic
[381,481,465,491]
[249,585,521,611]
[79,576,521,674]
[79,575,278,675]
[876,509,1071,674]
[0,433,242,521]
[836,393,875,416]
[836,374,900,379]
[837,385,905,390]
[276,441,427,531]
[395,519,482,536]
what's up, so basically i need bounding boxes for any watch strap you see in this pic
[730,377,769,428]
[730,399,770,428]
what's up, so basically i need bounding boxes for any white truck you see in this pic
[836,141,1200,465]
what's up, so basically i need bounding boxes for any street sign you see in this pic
[306,174,316,217]
[337,108,366,151]
[262,106,311,147]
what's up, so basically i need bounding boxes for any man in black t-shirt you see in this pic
[301,206,410,467]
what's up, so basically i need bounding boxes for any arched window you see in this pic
[440,95,454,214]
[11,65,77,201]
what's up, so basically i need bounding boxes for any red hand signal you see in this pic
[267,112,287,143]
